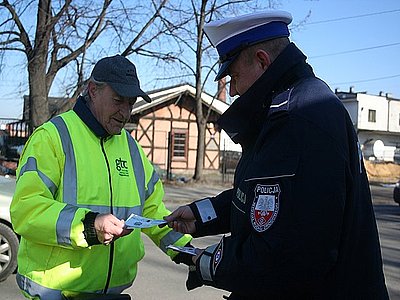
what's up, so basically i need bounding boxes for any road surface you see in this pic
[1,183,399,299]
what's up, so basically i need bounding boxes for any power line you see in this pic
[306,9,400,25]
[331,74,400,85]
[309,42,400,59]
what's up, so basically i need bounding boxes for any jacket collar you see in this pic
[73,96,109,138]
[217,43,314,146]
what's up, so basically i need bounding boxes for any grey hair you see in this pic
[81,77,108,102]
[243,37,290,64]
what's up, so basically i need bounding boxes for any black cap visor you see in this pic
[109,82,152,103]
[214,52,240,81]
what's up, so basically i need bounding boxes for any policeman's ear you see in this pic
[255,49,271,71]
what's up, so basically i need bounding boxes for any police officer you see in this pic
[11,55,192,299]
[164,10,389,299]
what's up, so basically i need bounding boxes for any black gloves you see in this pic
[186,265,204,291]
[170,242,204,291]
[172,243,196,266]
[172,252,194,266]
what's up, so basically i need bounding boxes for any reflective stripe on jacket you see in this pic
[11,109,191,299]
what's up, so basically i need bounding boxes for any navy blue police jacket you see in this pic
[189,43,389,299]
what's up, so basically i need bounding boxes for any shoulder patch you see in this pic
[250,184,280,232]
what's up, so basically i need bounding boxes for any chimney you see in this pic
[349,86,354,93]
[217,78,226,102]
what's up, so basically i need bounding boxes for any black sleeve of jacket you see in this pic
[188,189,233,238]
[83,212,101,246]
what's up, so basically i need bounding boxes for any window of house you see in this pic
[171,129,188,160]
[368,109,376,123]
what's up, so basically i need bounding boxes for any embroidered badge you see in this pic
[250,184,280,232]
[236,187,246,204]
[212,239,224,276]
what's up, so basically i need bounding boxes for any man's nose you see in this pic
[120,101,132,117]
[229,80,238,97]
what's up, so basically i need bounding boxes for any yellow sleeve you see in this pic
[10,126,89,249]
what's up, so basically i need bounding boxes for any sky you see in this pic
[282,0,400,98]
[0,0,399,119]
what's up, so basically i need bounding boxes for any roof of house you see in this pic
[131,83,229,115]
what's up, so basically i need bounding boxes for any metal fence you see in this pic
[0,118,30,137]
[220,150,241,183]
[0,118,30,165]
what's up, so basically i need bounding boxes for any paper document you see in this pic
[125,213,167,229]
[167,245,197,256]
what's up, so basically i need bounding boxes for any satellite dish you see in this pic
[372,140,385,160]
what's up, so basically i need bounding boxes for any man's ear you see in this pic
[88,81,97,99]
[255,50,271,71]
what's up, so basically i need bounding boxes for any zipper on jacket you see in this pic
[100,137,114,293]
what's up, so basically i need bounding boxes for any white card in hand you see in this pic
[167,245,197,256]
[125,213,167,229]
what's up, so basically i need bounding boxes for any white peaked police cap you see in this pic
[203,10,292,81]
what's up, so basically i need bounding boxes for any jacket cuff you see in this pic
[83,212,101,246]
[196,238,224,284]
[189,198,217,237]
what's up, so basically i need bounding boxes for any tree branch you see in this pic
[121,0,168,56]
[47,0,72,31]
[46,0,112,88]
[0,0,32,55]
[0,37,20,45]
[0,46,25,52]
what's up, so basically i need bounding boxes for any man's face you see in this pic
[227,49,268,97]
[88,83,136,135]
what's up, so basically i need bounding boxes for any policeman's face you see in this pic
[88,82,136,135]
[227,49,268,97]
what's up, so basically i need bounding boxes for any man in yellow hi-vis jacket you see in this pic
[10,55,192,300]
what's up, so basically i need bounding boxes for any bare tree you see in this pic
[160,0,285,181]
[0,0,170,129]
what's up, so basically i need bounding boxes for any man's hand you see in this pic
[162,205,196,234]
[94,213,132,245]
[192,248,204,264]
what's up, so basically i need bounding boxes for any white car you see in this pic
[0,175,18,281]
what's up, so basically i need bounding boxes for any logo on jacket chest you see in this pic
[115,158,129,177]
[250,184,280,232]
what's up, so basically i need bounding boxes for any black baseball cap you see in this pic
[91,55,151,102]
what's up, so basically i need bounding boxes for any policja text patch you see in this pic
[250,184,280,232]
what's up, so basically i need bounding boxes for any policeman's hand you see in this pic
[192,248,204,265]
[162,205,196,234]
[94,213,131,245]
[186,265,203,291]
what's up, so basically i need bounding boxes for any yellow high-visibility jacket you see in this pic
[11,102,191,299]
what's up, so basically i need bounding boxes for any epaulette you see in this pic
[267,88,293,116]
